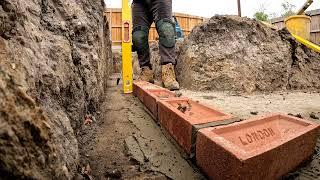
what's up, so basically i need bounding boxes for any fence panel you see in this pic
[310,10,320,44]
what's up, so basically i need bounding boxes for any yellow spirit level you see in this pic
[122,0,133,93]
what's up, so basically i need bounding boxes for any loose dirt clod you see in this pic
[84,117,93,126]
[288,113,303,119]
[202,95,216,100]
[84,114,96,125]
[187,101,192,111]
[175,91,183,97]
[250,111,258,115]
[310,113,319,120]
[177,103,187,113]
[81,164,93,180]
[105,169,122,179]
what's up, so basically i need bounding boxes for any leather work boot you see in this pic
[138,66,154,83]
[161,63,180,90]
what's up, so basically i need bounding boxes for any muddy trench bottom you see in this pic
[76,74,320,180]
[76,74,203,179]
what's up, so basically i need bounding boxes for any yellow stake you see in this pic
[122,0,133,93]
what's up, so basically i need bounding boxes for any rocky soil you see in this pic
[176,16,320,93]
[0,0,112,178]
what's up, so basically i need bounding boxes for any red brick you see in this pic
[157,99,233,155]
[143,89,177,119]
[133,81,161,102]
[133,81,148,99]
[196,114,320,180]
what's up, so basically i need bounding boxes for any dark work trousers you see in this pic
[132,0,176,68]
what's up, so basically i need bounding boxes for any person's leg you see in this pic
[150,0,176,65]
[132,2,155,82]
[150,0,179,90]
[132,2,153,68]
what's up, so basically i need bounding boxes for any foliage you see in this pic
[253,4,269,22]
[254,12,269,21]
[281,0,296,17]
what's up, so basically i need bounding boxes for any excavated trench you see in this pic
[1,0,320,179]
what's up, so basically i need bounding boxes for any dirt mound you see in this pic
[0,0,111,178]
[176,16,320,92]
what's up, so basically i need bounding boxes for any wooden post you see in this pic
[237,0,241,17]
[110,9,112,43]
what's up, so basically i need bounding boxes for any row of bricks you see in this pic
[133,81,320,179]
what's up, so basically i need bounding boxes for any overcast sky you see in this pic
[105,0,320,18]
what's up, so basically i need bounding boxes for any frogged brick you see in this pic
[196,114,320,180]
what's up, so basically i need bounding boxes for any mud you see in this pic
[78,74,204,179]
[0,0,112,178]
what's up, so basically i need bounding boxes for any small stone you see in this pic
[105,169,122,179]
[81,164,92,180]
[11,63,16,70]
[84,118,93,125]
[288,113,303,119]
[175,91,182,97]
[91,116,96,122]
[177,104,187,113]
[310,113,319,120]
[250,111,258,115]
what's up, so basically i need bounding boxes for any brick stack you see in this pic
[133,81,320,179]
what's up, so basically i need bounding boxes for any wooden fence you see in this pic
[105,8,205,46]
[271,9,320,45]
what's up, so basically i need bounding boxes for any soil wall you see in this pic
[0,0,112,178]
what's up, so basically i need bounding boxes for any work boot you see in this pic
[138,66,154,83]
[162,63,180,90]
